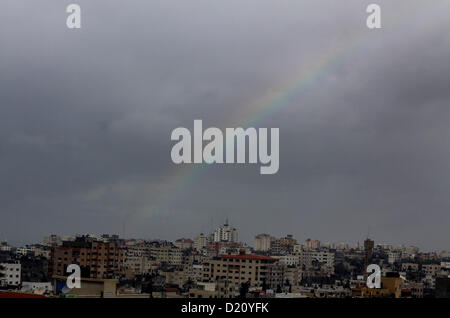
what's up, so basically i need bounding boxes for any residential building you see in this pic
[213,221,238,243]
[175,238,194,250]
[0,262,21,287]
[48,236,120,279]
[202,251,278,296]
[254,234,271,252]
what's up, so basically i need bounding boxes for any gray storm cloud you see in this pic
[0,0,450,250]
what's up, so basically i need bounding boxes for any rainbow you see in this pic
[118,3,440,236]
[121,32,367,234]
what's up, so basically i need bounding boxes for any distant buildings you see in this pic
[254,234,271,252]
[271,235,297,254]
[48,236,120,279]
[305,238,320,250]
[175,238,194,250]
[364,238,374,269]
[213,221,238,243]
[361,273,404,298]
[0,241,12,252]
[43,235,62,247]
[202,251,278,296]
[3,230,450,299]
[150,244,183,265]
[194,233,210,252]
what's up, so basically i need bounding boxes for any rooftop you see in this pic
[221,253,278,261]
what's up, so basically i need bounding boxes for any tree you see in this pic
[261,279,267,292]
[239,280,250,298]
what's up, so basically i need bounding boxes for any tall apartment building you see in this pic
[305,238,321,250]
[277,254,299,266]
[422,264,441,277]
[213,221,238,243]
[119,243,152,279]
[254,234,271,252]
[267,263,302,291]
[298,250,335,270]
[48,236,120,279]
[175,238,194,250]
[0,262,21,287]
[43,235,62,247]
[388,251,402,264]
[364,238,374,269]
[202,251,278,296]
[0,241,12,252]
[194,233,210,252]
[271,235,297,254]
[150,245,183,265]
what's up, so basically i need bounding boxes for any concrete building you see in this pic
[271,235,297,254]
[277,254,299,266]
[254,234,271,252]
[202,251,278,296]
[189,281,234,298]
[305,238,320,250]
[401,263,419,272]
[298,250,335,270]
[175,238,194,250]
[194,233,209,252]
[422,264,441,277]
[0,262,21,287]
[388,251,402,264]
[43,235,62,247]
[119,243,152,279]
[364,238,374,268]
[150,245,183,265]
[403,281,424,298]
[213,221,238,243]
[0,241,12,252]
[48,236,120,279]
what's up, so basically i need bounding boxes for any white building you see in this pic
[305,239,320,250]
[422,264,441,276]
[388,251,402,264]
[298,250,335,269]
[194,233,209,251]
[213,221,238,243]
[277,254,299,266]
[254,234,271,252]
[0,241,12,252]
[43,234,62,247]
[16,246,34,256]
[0,262,21,287]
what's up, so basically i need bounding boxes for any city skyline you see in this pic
[2,227,446,254]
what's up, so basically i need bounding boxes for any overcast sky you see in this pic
[1,0,450,251]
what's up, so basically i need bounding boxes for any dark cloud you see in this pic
[1,0,450,250]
